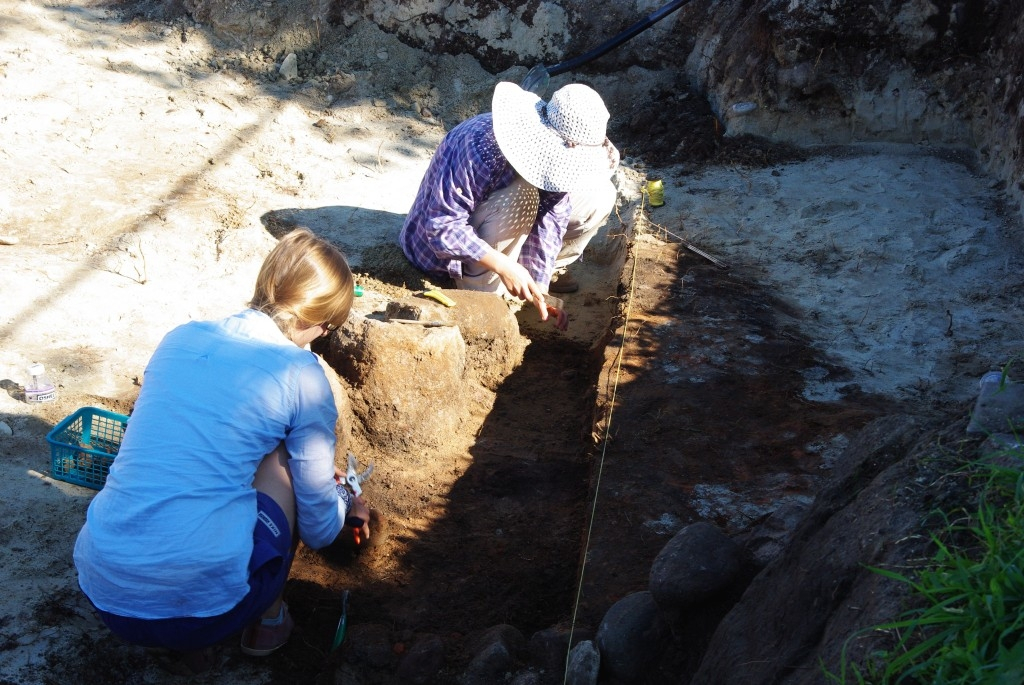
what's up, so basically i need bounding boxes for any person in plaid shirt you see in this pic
[399,81,619,330]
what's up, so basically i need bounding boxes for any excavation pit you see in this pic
[3,3,1024,684]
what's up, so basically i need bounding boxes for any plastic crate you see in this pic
[47,407,129,490]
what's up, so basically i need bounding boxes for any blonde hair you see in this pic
[249,228,354,338]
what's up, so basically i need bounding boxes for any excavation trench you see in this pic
[265,198,891,681]
[278,222,631,678]
[267,140,1018,684]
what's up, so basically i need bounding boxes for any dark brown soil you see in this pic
[280,334,600,682]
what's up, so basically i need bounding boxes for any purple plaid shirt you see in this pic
[399,113,571,288]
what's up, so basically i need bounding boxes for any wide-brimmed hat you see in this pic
[492,81,614,193]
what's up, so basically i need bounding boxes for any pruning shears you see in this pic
[344,452,373,544]
[345,451,373,497]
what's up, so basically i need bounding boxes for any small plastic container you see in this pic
[25,363,56,403]
[646,179,665,208]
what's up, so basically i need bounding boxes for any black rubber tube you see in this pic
[546,0,695,77]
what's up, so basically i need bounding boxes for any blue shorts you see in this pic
[95,492,293,652]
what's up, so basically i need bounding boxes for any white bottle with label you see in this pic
[25,363,56,403]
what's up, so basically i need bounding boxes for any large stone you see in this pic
[564,639,600,685]
[967,374,1024,436]
[689,415,934,685]
[527,625,594,675]
[737,498,813,568]
[595,591,669,683]
[459,624,526,684]
[648,521,743,609]
[396,633,445,685]
[460,641,514,685]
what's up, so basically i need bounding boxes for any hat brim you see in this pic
[491,81,612,193]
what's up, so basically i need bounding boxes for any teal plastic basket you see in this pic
[47,407,128,490]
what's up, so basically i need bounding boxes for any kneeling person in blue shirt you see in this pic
[73,228,370,669]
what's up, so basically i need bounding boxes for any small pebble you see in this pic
[0,235,19,245]
[0,421,12,436]
[279,53,299,80]
[729,101,758,115]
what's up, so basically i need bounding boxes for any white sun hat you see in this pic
[491,81,615,193]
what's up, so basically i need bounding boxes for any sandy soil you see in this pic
[2,2,1023,684]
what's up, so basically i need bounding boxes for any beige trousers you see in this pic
[459,175,616,293]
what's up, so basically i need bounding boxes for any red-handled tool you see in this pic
[343,452,373,544]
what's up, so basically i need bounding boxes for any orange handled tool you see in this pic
[545,294,564,317]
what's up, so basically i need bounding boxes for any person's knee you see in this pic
[471,176,540,249]
[568,179,616,232]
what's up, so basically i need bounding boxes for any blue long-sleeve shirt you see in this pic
[399,113,571,288]
[74,309,347,619]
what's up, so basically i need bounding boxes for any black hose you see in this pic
[546,0,695,77]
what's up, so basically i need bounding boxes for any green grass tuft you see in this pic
[828,439,1024,685]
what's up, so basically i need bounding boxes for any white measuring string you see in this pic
[561,199,646,683]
